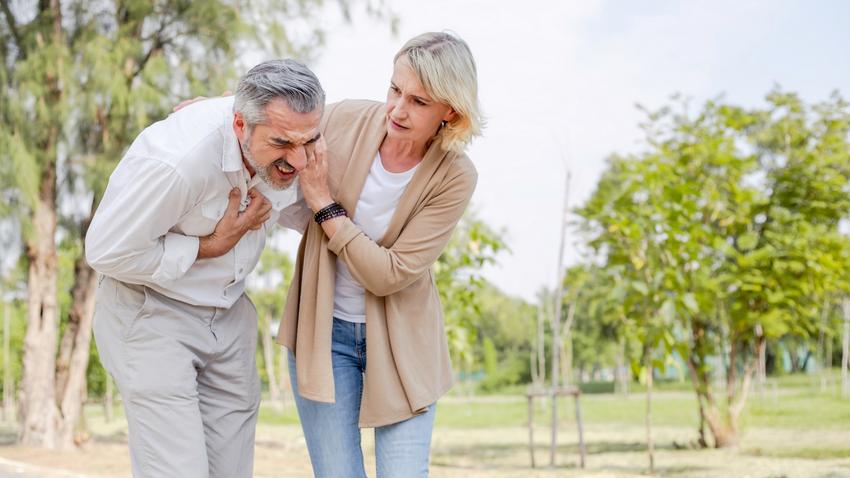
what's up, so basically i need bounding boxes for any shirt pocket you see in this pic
[177,196,229,237]
[201,196,229,222]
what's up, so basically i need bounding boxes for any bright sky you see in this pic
[274,0,850,303]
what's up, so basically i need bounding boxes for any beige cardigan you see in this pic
[276,99,477,427]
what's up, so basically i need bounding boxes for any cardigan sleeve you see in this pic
[327,161,477,297]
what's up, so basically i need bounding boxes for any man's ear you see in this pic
[233,112,247,142]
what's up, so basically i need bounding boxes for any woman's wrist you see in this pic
[308,196,335,213]
[314,202,347,224]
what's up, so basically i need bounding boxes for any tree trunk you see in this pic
[699,347,757,449]
[534,304,545,389]
[645,351,655,474]
[2,297,13,422]
[20,175,60,448]
[260,314,282,410]
[616,336,629,395]
[54,254,98,449]
[841,300,849,397]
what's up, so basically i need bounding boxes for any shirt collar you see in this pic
[249,173,300,211]
[221,114,244,173]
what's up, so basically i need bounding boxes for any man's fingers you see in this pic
[247,189,270,209]
[248,212,270,230]
[172,96,208,112]
[224,188,241,217]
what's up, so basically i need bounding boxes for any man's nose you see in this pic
[291,146,308,170]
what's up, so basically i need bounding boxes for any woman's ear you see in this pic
[443,108,458,123]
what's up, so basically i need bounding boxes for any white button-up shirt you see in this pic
[86,96,307,309]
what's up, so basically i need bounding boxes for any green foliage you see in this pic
[435,213,505,371]
[575,89,850,442]
[248,231,294,389]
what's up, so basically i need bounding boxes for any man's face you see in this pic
[234,98,322,190]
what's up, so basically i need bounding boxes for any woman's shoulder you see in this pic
[432,150,477,200]
[444,150,477,183]
[323,100,383,127]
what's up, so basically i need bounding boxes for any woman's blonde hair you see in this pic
[394,31,483,153]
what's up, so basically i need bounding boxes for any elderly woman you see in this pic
[280,31,482,477]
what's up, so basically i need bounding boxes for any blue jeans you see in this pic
[289,318,436,478]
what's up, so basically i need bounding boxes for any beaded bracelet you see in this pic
[314,202,348,224]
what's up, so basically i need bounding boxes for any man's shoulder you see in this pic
[126,97,233,172]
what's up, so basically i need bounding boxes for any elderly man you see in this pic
[86,59,324,477]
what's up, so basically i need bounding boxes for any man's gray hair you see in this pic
[234,59,325,126]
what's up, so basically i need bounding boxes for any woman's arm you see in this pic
[300,144,477,296]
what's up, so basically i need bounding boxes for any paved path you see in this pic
[0,458,89,478]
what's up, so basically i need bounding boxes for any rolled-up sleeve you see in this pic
[86,156,198,286]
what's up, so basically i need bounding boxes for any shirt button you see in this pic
[238,267,244,274]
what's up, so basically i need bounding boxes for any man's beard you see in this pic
[241,140,294,190]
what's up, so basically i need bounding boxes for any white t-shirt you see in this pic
[333,153,418,323]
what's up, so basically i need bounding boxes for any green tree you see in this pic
[434,213,505,377]
[247,231,294,411]
[576,90,850,450]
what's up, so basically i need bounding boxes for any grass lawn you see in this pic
[0,373,847,477]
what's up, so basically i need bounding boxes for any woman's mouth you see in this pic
[389,119,409,131]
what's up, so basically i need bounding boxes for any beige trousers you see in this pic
[93,276,260,478]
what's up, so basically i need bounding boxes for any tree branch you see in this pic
[0,0,22,57]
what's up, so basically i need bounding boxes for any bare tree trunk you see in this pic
[549,170,570,467]
[534,304,545,389]
[645,351,655,474]
[260,314,282,410]
[842,300,849,397]
[561,300,576,386]
[700,353,757,449]
[527,395,535,468]
[20,181,60,448]
[529,351,538,389]
[55,255,98,449]
[19,1,65,449]
[2,297,13,422]
[754,324,766,397]
[616,336,629,396]
[818,301,829,392]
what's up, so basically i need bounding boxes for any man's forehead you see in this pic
[267,130,321,146]
[260,100,322,144]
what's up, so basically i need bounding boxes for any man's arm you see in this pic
[85,156,270,286]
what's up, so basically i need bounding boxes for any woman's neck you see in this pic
[379,137,427,173]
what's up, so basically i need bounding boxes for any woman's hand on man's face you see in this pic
[172,91,232,112]
[300,136,334,212]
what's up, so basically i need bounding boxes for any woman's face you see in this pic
[385,56,456,147]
